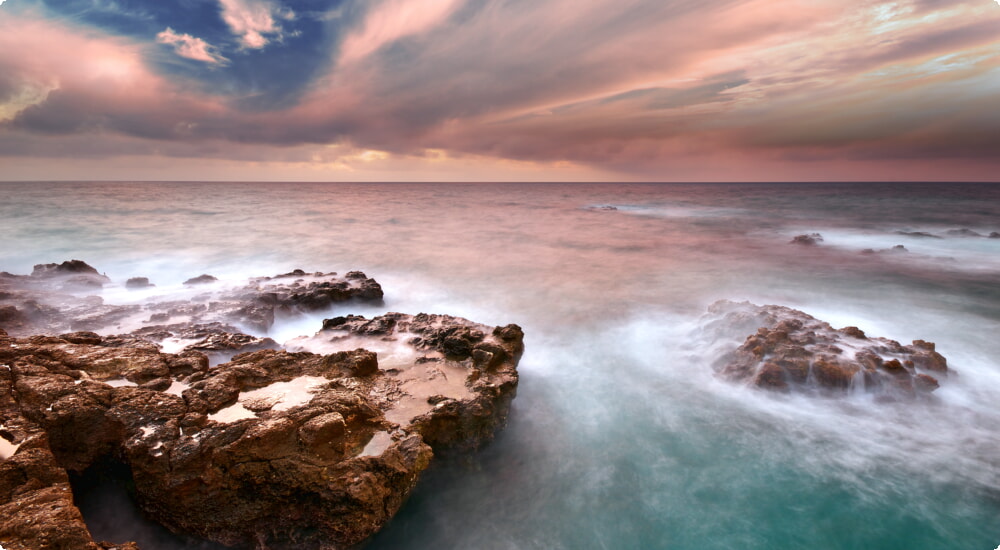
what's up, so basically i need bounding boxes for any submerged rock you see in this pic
[895,231,941,239]
[945,228,983,238]
[707,301,949,400]
[0,283,521,548]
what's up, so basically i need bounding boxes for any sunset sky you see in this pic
[1,0,998,181]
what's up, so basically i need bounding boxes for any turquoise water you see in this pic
[2,182,998,549]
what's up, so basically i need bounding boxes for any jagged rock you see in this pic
[0,262,385,337]
[182,274,218,286]
[790,233,823,246]
[31,260,105,280]
[29,260,110,293]
[0,311,522,549]
[290,312,522,452]
[125,277,154,289]
[708,301,949,399]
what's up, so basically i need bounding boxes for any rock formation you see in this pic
[0,262,522,550]
[0,262,384,337]
[790,233,823,246]
[707,301,949,399]
[125,277,154,289]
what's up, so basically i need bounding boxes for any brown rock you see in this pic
[914,374,940,393]
[812,358,858,391]
[0,308,522,549]
[840,326,867,339]
[754,363,789,391]
[710,301,953,399]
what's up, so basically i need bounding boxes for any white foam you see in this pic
[802,227,1000,274]
[159,337,202,354]
[104,378,137,387]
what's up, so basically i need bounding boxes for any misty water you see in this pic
[2,182,999,549]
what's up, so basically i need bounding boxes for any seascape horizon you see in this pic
[4,1,1000,546]
[1,180,998,549]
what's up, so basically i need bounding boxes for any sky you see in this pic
[0,0,998,182]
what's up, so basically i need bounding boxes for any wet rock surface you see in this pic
[708,301,949,399]
[0,263,521,550]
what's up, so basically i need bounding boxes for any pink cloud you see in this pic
[156,28,229,65]
[2,0,1000,181]
[218,0,290,49]
[339,0,464,65]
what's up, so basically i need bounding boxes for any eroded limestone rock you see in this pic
[0,312,521,549]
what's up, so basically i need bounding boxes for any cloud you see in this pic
[2,0,1000,181]
[339,0,464,65]
[156,28,228,65]
[218,0,291,49]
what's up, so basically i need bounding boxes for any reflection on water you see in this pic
[2,182,999,549]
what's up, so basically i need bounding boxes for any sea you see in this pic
[1,181,998,550]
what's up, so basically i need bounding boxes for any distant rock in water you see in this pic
[895,230,941,239]
[707,301,948,400]
[945,228,984,237]
[860,244,907,255]
[990,232,1000,239]
[587,205,618,211]
[182,274,218,285]
[0,264,522,549]
[29,260,110,291]
[790,233,823,246]
[125,277,154,289]
[31,259,104,278]
[0,261,385,337]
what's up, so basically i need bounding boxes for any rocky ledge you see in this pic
[0,261,384,337]
[707,301,949,399]
[0,263,522,550]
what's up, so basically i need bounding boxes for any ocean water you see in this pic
[1,182,998,549]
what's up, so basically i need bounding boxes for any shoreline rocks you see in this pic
[0,262,522,550]
[0,264,385,338]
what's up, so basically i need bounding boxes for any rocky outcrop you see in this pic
[0,309,521,549]
[708,301,949,400]
[125,278,154,289]
[0,264,384,338]
[182,274,218,286]
[292,312,522,453]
